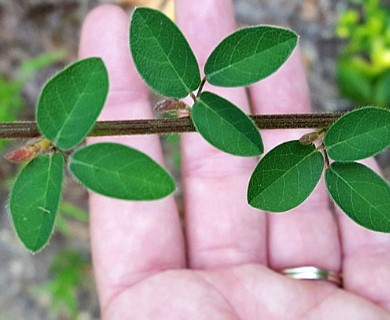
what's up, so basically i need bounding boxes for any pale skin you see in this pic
[78,1,390,319]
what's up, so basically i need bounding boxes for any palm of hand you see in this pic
[106,265,387,319]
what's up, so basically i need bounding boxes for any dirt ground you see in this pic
[0,0,388,319]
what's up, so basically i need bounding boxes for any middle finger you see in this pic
[176,0,267,269]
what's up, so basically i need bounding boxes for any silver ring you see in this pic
[281,266,342,287]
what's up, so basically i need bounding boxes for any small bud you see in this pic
[4,148,35,163]
[154,99,189,117]
[4,138,53,163]
[299,132,320,145]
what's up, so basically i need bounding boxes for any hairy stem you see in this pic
[0,113,343,140]
[196,77,207,97]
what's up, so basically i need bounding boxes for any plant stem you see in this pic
[0,113,343,140]
[196,77,207,97]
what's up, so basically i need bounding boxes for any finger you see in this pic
[79,5,184,309]
[249,48,342,275]
[176,0,267,269]
[338,158,390,309]
[202,265,390,319]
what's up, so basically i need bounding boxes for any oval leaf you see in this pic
[248,140,324,212]
[37,57,109,150]
[130,7,200,98]
[192,92,263,156]
[10,153,64,252]
[204,26,298,87]
[324,107,390,161]
[325,162,390,232]
[69,143,175,200]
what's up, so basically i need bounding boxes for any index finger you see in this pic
[79,5,184,310]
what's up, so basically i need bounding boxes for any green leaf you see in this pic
[130,7,200,98]
[19,51,65,82]
[192,92,263,156]
[336,58,372,105]
[58,202,88,222]
[324,107,390,161]
[37,57,109,150]
[10,153,64,252]
[374,71,390,108]
[204,26,298,87]
[325,162,390,232]
[69,143,175,200]
[247,140,324,212]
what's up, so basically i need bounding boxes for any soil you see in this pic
[0,0,388,319]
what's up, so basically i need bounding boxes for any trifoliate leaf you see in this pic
[130,7,200,98]
[192,92,263,156]
[324,107,390,161]
[205,26,298,87]
[37,57,109,150]
[325,162,390,232]
[248,140,324,212]
[69,143,175,200]
[10,153,64,252]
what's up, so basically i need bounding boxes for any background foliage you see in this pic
[336,0,390,107]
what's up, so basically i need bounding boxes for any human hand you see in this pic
[78,1,390,318]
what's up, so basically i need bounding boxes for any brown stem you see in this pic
[190,92,197,102]
[0,113,344,140]
[322,145,331,168]
[196,77,207,97]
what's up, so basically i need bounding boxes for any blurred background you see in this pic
[0,0,389,319]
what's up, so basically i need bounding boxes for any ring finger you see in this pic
[249,47,342,280]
